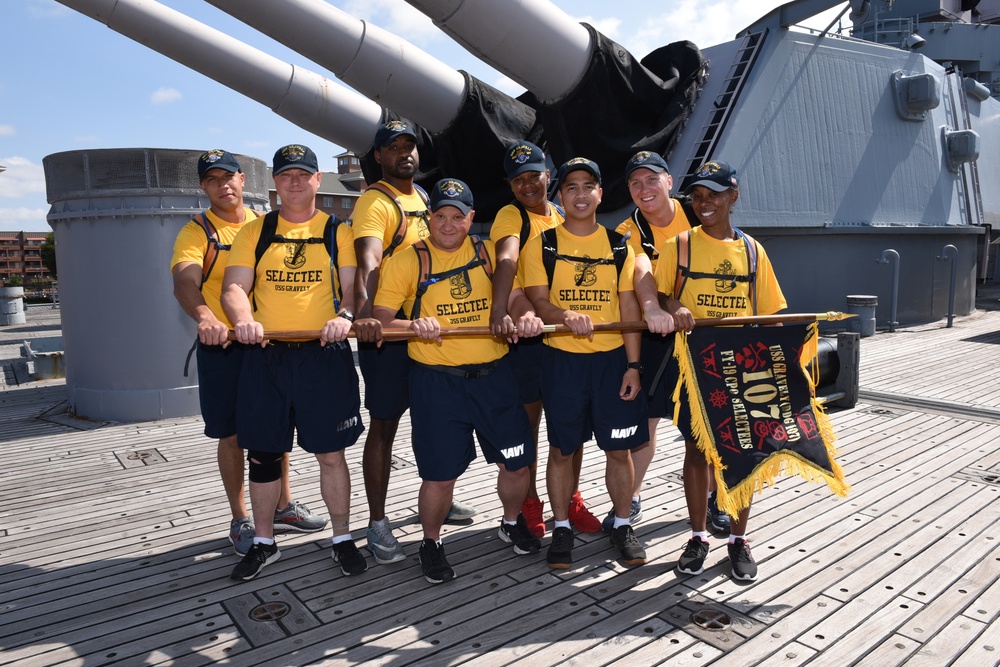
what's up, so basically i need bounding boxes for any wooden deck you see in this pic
[1,300,999,666]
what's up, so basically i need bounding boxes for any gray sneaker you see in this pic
[229,517,255,557]
[274,501,328,533]
[446,499,478,521]
[601,498,644,534]
[366,517,406,564]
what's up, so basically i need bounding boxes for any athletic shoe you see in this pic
[547,526,575,569]
[273,501,328,533]
[366,517,406,564]
[498,514,541,555]
[610,524,646,566]
[229,517,255,557]
[568,491,602,533]
[331,539,369,576]
[708,492,731,534]
[521,496,546,538]
[728,538,758,581]
[419,539,455,584]
[600,498,645,534]
[230,541,280,581]
[446,499,478,521]
[676,537,710,575]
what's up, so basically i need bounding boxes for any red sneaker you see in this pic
[522,496,546,538]
[569,491,602,533]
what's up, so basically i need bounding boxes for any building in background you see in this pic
[0,231,50,286]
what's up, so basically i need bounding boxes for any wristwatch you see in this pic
[338,309,355,322]
[626,361,643,375]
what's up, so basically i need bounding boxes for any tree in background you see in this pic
[41,233,57,278]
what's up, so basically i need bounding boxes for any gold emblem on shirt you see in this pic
[450,272,472,300]
[714,259,737,293]
[574,258,598,287]
[284,242,307,270]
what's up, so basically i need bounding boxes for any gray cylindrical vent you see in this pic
[43,148,269,422]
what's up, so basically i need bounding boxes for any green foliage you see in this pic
[4,274,23,287]
[41,232,57,277]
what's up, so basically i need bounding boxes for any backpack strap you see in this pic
[541,227,627,289]
[630,208,658,261]
[409,235,492,320]
[673,230,691,301]
[733,228,759,316]
[194,212,231,288]
[367,181,429,259]
[676,194,700,228]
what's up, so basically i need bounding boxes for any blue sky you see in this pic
[1,0,846,231]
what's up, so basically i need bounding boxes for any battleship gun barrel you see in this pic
[56,0,383,152]
[403,0,592,103]
[204,0,466,134]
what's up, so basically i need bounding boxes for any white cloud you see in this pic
[340,0,438,48]
[0,125,15,137]
[0,157,47,198]
[0,207,50,231]
[150,87,182,105]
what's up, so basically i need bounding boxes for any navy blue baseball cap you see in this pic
[503,140,547,179]
[686,161,739,193]
[556,157,601,185]
[197,149,241,180]
[272,144,319,176]
[429,178,474,215]
[373,119,417,149]
[625,151,669,178]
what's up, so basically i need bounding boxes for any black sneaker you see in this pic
[498,514,541,555]
[230,541,280,581]
[676,537,710,575]
[708,492,731,534]
[610,524,646,566]
[728,538,758,581]
[419,539,455,584]
[331,539,369,576]
[547,526,575,569]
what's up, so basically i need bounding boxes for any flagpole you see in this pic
[225,312,855,342]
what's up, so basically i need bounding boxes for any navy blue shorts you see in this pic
[358,339,410,421]
[196,341,245,439]
[236,342,365,454]
[539,346,650,455]
[507,335,545,404]
[408,357,536,482]
[640,331,679,419]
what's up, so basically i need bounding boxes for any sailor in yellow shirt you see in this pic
[170,149,325,558]
[489,140,602,538]
[523,157,668,571]
[655,160,787,583]
[600,151,692,534]
[374,178,544,584]
[221,144,366,583]
[352,119,478,566]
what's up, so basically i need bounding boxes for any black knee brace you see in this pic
[247,450,284,484]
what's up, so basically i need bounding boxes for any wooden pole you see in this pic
[225,312,856,342]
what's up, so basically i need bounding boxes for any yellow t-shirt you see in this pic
[170,207,260,328]
[522,225,636,353]
[228,211,348,332]
[491,201,564,292]
[351,180,429,255]
[615,199,692,273]
[374,237,506,366]
[653,227,787,319]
